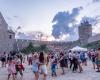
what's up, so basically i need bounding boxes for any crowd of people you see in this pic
[0,48,100,80]
[0,51,24,80]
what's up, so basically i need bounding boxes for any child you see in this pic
[15,58,24,77]
[51,59,57,77]
[7,58,16,80]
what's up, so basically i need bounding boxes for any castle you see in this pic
[0,12,93,53]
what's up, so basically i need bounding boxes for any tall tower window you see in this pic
[9,35,12,39]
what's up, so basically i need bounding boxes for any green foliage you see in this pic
[20,43,49,54]
[21,42,35,54]
[27,42,35,52]
[40,44,47,51]
[40,44,50,52]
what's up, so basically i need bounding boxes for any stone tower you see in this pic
[0,12,15,53]
[0,12,9,53]
[78,21,92,46]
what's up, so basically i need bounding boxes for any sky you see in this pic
[0,0,100,41]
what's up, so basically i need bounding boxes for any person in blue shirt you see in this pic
[51,59,57,77]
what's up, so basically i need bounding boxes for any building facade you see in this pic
[0,12,15,53]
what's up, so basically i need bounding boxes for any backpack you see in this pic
[80,53,85,60]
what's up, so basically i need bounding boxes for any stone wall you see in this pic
[0,12,15,53]
[0,12,9,53]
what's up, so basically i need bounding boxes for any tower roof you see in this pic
[0,12,8,26]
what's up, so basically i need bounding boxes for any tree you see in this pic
[40,44,47,51]
[27,42,35,52]
[20,43,50,54]
[21,42,35,54]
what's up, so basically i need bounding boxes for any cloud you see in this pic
[93,0,100,2]
[15,31,50,41]
[13,16,19,18]
[80,16,100,26]
[51,6,100,41]
[93,24,100,34]
[15,32,34,40]
[6,17,12,20]
[52,7,82,39]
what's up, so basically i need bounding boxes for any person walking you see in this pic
[77,52,83,73]
[7,58,16,80]
[39,52,48,80]
[28,55,32,65]
[95,48,100,72]
[32,53,39,80]
[15,57,24,78]
[1,52,6,67]
[91,51,96,69]
[72,53,78,72]
[50,56,57,77]
[68,50,73,69]
[59,53,66,75]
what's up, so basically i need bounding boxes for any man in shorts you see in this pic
[95,48,100,72]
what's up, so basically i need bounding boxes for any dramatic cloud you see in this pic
[52,7,83,39]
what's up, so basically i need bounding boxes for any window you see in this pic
[9,35,12,39]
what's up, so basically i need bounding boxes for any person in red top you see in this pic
[15,57,24,77]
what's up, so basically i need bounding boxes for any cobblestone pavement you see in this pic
[0,61,100,80]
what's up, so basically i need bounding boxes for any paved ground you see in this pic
[0,61,100,80]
